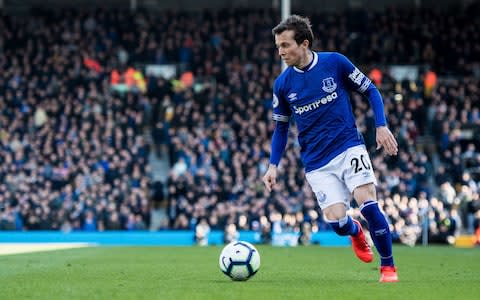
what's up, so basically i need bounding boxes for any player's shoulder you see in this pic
[273,67,293,91]
[317,51,346,62]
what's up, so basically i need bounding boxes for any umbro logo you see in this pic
[287,93,297,101]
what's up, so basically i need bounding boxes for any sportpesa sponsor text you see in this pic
[293,92,338,115]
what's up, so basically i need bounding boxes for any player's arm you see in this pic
[336,53,398,156]
[263,86,291,192]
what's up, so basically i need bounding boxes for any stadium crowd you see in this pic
[0,6,479,246]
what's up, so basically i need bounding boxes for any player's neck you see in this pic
[297,50,314,70]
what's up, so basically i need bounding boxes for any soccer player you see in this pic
[262,15,399,282]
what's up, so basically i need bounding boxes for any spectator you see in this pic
[195,218,211,246]
[224,223,239,244]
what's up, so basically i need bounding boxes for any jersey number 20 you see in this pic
[350,155,371,173]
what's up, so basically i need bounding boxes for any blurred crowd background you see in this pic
[1,2,480,246]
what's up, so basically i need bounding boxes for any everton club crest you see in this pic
[322,77,337,93]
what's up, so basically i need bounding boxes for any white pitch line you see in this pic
[0,243,93,256]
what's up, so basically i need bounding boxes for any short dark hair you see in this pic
[272,15,314,48]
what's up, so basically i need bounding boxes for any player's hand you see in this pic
[262,164,278,192]
[376,126,398,156]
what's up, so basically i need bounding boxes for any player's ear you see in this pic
[301,39,309,49]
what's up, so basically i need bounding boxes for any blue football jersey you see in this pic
[272,51,382,172]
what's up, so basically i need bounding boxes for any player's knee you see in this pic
[323,203,347,221]
[353,183,376,205]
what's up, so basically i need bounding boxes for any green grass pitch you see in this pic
[1,245,479,300]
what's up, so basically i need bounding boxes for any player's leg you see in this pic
[305,165,373,263]
[353,184,393,265]
[322,202,374,263]
[344,145,398,282]
[354,184,398,282]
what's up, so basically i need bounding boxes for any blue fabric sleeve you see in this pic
[364,85,387,127]
[269,121,289,166]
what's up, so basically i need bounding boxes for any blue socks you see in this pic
[328,216,359,236]
[360,200,394,266]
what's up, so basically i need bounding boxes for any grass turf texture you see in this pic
[1,245,479,300]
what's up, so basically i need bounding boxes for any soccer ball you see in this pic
[219,241,260,281]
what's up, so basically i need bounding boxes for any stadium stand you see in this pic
[0,5,479,246]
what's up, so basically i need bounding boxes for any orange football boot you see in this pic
[350,219,374,263]
[379,266,399,282]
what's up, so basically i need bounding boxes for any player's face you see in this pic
[275,30,308,67]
